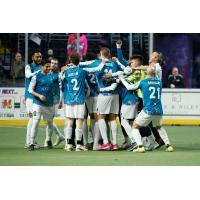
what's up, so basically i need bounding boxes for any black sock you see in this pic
[67,139,73,145]
[77,140,82,145]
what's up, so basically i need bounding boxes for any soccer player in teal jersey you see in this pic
[120,66,174,153]
[28,60,55,151]
[44,58,65,147]
[62,53,90,151]
[24,50,42,148]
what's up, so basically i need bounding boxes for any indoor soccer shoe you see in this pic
[28,144,34,151]
[165,145,174,152]
[110,144,119,151]
[127,142,137,151]
[97,143,111,151]
[76,145,88,151]
[53,136,65,146]
[64,144,73,151]
[47,140,53,149]
[133,146,145,153]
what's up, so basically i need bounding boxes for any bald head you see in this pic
[146,65,156,76]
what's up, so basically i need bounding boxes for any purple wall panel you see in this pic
[155,34,192,88]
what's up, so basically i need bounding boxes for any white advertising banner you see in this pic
[162,89,200,118]
[0,87,200,122]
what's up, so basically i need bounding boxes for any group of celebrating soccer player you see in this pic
[24,40,174,153]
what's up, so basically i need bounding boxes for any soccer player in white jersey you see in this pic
[120,66,174,153]
[44,58,65,147]
[28,60,55,151]
[24,50,42,148]
[62,53,90,151]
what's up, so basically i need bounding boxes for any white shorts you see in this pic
[97,94,119,115]
[121,103,138,119]
[32,104,54,121]
[86,96,98,114]
[134,110,162,127]
[64,104,85,119]
[25,98,33,113]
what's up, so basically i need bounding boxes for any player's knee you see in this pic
[132,122,140,129]
[94,113,98,121]
[98,114,105,120]
[109,113,116,121]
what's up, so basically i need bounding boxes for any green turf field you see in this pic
[0,125,199,166]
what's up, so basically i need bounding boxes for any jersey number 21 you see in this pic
[149,86,160,99]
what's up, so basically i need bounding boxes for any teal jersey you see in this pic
[138,77,163,115]
[32,72,54,107]
[117,84,138,105]
[49,71,62,104]
[96,60,120,95]
[63,66,88,105]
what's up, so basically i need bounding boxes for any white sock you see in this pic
[46,121,53,141]
[53,122,63,138]
[98,119,108,144]
[148,133,156,145]
[76,128,83,141]
[157,127,170,145]
[121,118,135,143]
[110,120,117,145]
[132,128,143,146]
[93,121,100,148]
[26,118,33,145]
[30,118,39,145]
[64,127,72,141]
[82,119,88,145]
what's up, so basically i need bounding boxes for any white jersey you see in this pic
[154,63,162,80]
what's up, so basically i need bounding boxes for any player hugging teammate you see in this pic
[25,43,174,153]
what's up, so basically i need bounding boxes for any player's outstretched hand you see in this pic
[119,74,125,80]
[112,57,118,63]
[116,40,122,48]
[38,95,46,101]
[61,66,70,72]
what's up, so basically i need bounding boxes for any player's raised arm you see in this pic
[25,64,40,79]
[116,40,128,66]
[119,76,140,91]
